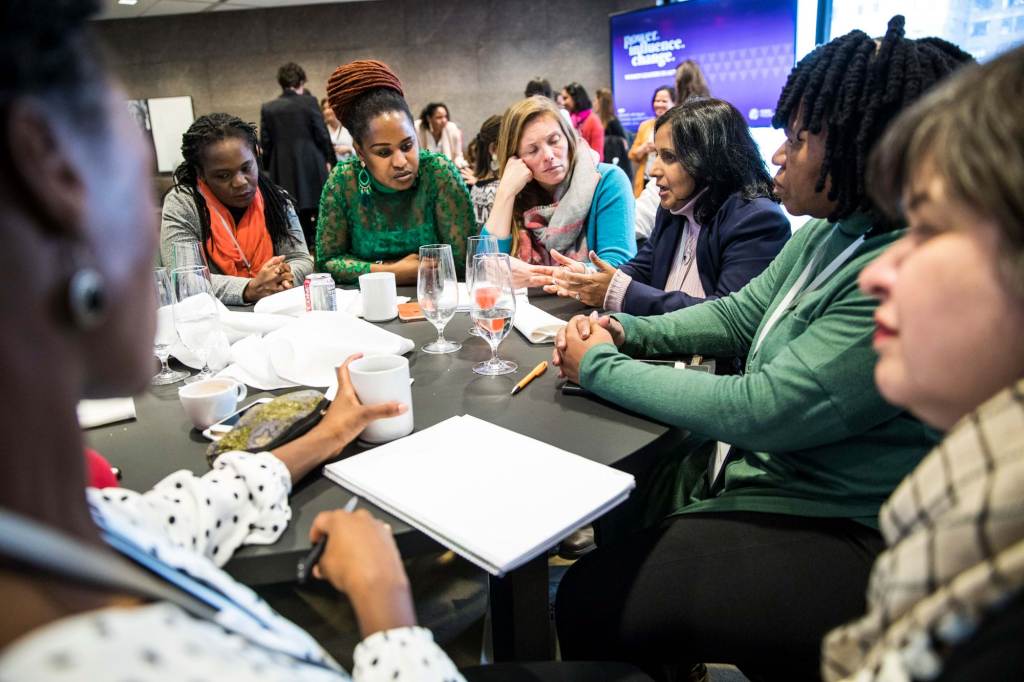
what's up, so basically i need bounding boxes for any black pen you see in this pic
[297,496,359,584]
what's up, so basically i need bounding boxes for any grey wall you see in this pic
[95,0,651,166]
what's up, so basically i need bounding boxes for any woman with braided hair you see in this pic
[554,16,974,679]
[160,113,313,304]
[316,60,475,284]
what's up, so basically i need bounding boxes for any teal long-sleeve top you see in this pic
[482,163,636,267]
[578,215,938,527]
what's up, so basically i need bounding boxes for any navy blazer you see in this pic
[619,193,790,316]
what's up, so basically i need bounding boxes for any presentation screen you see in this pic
[610,0,797,132]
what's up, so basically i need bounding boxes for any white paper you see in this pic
[512,295,567,344]
[323,415,635,575]
[77,397,136,429]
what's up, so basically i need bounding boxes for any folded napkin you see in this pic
[265,311,415,387]
[169,299,291,370]
[513,295,567,344]
[253,286,408,318]
[217,310,415,390]
[78,398,136,429]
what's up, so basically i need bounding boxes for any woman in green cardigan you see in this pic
[553,17,974,680]
[317,60,475,284]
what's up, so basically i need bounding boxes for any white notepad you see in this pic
[322,415,635,575]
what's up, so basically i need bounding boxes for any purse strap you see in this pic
[0,507,216,620]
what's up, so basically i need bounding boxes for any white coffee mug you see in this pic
[359,271,398,322]
[178,378,247,429]
[348,354,414,443]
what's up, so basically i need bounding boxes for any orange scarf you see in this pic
[198,180,274,278]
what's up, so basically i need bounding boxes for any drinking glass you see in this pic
[470,253,517,376]
[465,235,499,337]
[152,268,190,385]
[171,240,208,270]
[418,244,461,354]
[172,265,220,383]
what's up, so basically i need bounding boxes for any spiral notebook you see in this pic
[322,415,635,575]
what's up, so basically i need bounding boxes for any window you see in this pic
[829,0,1023,61]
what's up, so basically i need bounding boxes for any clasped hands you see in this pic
[244,255,294,302]
[551,311,626,383]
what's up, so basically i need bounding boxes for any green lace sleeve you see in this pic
[428,155,476,278]
[316,162,372,283]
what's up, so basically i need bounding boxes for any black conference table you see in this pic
[86,287,688,661]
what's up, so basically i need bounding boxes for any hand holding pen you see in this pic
[305,498,416,637]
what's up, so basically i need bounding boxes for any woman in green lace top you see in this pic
[318,60,475,284]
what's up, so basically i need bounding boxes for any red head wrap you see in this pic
[326,59,405,129]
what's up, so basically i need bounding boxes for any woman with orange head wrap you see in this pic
[317,60,476,284]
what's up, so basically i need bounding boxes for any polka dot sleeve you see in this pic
[352,627,465,682]
[90,451,292,568]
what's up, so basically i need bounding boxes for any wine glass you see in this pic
[418,244,461,354]
[465,235,499,337]
[152,268,190,385]
[172,265,220,383]
[470,253,517,376]
[171,240,208,270]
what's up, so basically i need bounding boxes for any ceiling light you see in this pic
[118,0,138,5]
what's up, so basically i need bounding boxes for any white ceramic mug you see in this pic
[348,354,414,443]
[359,271,398,322]
[178,378,247,429]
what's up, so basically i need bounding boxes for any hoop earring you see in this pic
[67,266,107,330]
[358,161,372,196]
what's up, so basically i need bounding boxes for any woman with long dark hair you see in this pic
[160,113,313,303]
[546,98,790,315]
[561,82,604,161]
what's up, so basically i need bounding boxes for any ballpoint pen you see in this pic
[511,360,548,395]
[297,496,359,583]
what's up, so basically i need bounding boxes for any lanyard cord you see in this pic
[751,230,866,357]
[214,210,253,275]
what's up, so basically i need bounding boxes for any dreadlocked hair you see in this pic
[171,113,297,248]
[326,60,412,145]
[771,15,974,227]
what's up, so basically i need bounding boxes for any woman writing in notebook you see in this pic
[160,113,314,304]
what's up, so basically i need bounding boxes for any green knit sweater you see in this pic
[580,214,937,527]
[315,150,476,283]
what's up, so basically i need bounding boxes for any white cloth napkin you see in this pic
[513,295,567,344]
[77,398,136,429]
[253,286,408,318]
[169,299,291,370]
[265,311,415,387]
[217,310,415,390]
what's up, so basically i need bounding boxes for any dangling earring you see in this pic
[66,266,107,330]
[490,157,499,173]
[358,160,372,195]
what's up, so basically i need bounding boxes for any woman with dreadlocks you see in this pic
[317,60,475,285]
[553,17,974,679]
[160,113,313,304]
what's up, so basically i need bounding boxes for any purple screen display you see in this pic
[610,0,796,131]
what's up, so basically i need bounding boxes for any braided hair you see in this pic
[326,60,412,145]
[472,115,502,180]
[171,113,297,247]
[772,15,974,225]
